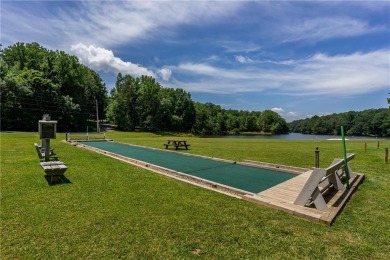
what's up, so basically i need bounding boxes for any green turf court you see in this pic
[81,141,295,193]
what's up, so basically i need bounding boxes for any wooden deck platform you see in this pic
[243,170,365,225]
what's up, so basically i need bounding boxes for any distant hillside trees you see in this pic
[106,74,196,131]
[0,42,107,131]
[289,108,390,137]
[192,103,288,135]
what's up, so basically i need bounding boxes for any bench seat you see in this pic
[40,161,68,176]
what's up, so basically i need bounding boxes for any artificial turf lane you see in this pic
[81,141,295,193]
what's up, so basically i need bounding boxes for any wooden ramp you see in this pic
[243,170,364,225]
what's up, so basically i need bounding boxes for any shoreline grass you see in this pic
[1,131,389,258]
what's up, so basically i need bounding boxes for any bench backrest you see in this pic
[323,153,354,178]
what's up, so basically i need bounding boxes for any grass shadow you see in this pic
[44,175,72,186]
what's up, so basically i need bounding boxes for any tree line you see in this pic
[288,109,390,137]
[192,103,288,135]
[1,42,107,131]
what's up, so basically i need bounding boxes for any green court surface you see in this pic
[81,141,294,193]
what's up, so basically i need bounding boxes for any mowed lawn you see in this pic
[1,131,389,259]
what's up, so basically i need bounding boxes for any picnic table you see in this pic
[164,140,190,150]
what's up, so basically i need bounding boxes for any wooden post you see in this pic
[44,139,50,162]
[315,147,320,168]
[377,141,380,149]
[385,148,388,163]
[96,99,100,134]
[365,142,367,152]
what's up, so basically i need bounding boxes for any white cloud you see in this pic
[221,41,262,53]
[281,17,384,43]
[271,107,284,115]
[284,111,306,122]
[70,43,155,78]
[2,1,242,49]
[158,68,172,81]
[280,111,322,122]
[171,49,390,96]
[287,111,299,117]
[206,55,220,62]
[178,63,219,75]
[235,55,253,64]
[286,50,390,95]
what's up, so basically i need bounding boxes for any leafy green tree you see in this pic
[225,113,240,134]
[107,74,195,132]
[106,74,139,130]
[258,110,288,134]
[173,88,196,131]
[245,115,259,132]
[193,102,210,134]
[136,76,161,130]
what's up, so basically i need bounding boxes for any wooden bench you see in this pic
[164,140,190,150]
[294,153,356,211]
[40,161,68,183]
[34,143,57,161]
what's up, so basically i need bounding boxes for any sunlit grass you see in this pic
[1,131,389,258]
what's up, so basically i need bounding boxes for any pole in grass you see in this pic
[315,147,320,168]
[341,126,350,189]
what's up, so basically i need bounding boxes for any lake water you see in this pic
[216,133,388,140]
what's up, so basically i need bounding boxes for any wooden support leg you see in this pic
[347,165,356,179]
[294,168,326,206]
[328,173,345,191]
[311,187,328,211]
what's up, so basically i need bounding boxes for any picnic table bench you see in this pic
[40,161,68,183]
[34,143,58,161]
[164,140,190,150]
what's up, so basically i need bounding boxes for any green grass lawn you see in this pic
[1,131,389,259]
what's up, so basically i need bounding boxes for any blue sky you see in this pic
[2,1,389,121]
